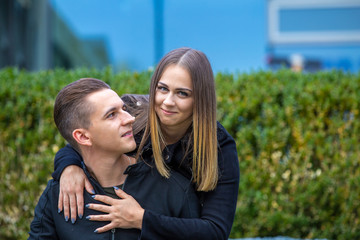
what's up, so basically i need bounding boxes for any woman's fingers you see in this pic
[92,194,116,205]
[86,203,112,213]
[62,193,70,222]
[114,187,130,199]
[58,190,63,213]
[59,165,88,222]
[85,177,95,195]
[76,192,84,219]
[87,213,111,222]
[86,192,144,229]
[69,194,77,223]
[94,223,115,233]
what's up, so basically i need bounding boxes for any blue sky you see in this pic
[50,0,360,73]
[50,0,267,73]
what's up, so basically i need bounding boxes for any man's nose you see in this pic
[121,111,135,125]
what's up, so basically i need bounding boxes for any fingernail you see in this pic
[58,208,61,213]
[79,214,83,219]
[91,189,95,194]
[113,186,119,190]
[94,229,98,233]
[71,218,75,224]
[85,204,90,208]
[65,216,69,222]
[86,216,91,220]
[91,195,95,199]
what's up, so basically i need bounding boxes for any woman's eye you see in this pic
[178,91,189,97]
[157,86,168,92]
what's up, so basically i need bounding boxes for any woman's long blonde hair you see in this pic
[137,47,218,191]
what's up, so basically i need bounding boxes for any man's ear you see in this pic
[72,129,92,147]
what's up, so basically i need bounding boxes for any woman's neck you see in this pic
[161,122,191,145]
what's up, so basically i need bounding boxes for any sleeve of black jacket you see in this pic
[52,144,82,181]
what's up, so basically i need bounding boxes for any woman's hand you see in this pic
[58,165,95,223]
[86,187,145,233]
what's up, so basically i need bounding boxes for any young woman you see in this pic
[53,47,240,239]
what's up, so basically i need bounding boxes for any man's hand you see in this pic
[58,165,94,223]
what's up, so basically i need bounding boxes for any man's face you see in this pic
[85,89,136,154]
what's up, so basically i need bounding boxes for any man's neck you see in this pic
[82,150,133,188]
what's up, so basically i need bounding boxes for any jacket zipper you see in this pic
[111,228,115,240]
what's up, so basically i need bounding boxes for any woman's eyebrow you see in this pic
[158,82,192,92]
[177,87,192,92]
[158,81,168,87]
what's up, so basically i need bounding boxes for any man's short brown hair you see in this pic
[53,78,110,151]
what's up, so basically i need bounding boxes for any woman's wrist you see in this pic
[135,208,145,229]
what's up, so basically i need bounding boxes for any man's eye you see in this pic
[107,112,115,118]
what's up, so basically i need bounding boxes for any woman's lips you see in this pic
[161,108,176,115]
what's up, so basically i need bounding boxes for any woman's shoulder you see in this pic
[216,122,239,179]
[216,121,238,160]
[121,94,149,106]
[216,121,235,146]
[121,94,149,138]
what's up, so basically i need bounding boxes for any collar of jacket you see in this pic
[139,129,193,179]
[80,159,152,186]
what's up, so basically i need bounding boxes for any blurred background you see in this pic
[1,1,360,239]
[1,0,360,74]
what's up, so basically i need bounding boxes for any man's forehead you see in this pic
[87,89,123,111]
[87,89,120,101]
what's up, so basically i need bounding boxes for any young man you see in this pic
[28,78,200,239]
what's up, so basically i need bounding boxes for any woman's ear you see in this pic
[72,129,92,147]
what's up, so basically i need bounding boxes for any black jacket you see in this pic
[51,95,240,240]
[29,159,200,240]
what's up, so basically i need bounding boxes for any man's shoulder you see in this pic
[34,179,59,212]
[41,179,60,198]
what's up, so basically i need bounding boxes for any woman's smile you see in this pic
[161,108,177,115]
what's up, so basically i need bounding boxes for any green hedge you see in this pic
[216,70,360,239]
[1,67,359,239]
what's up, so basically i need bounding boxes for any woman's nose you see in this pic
[163,93,175,106]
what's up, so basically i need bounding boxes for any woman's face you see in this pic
[155,64,194,130]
